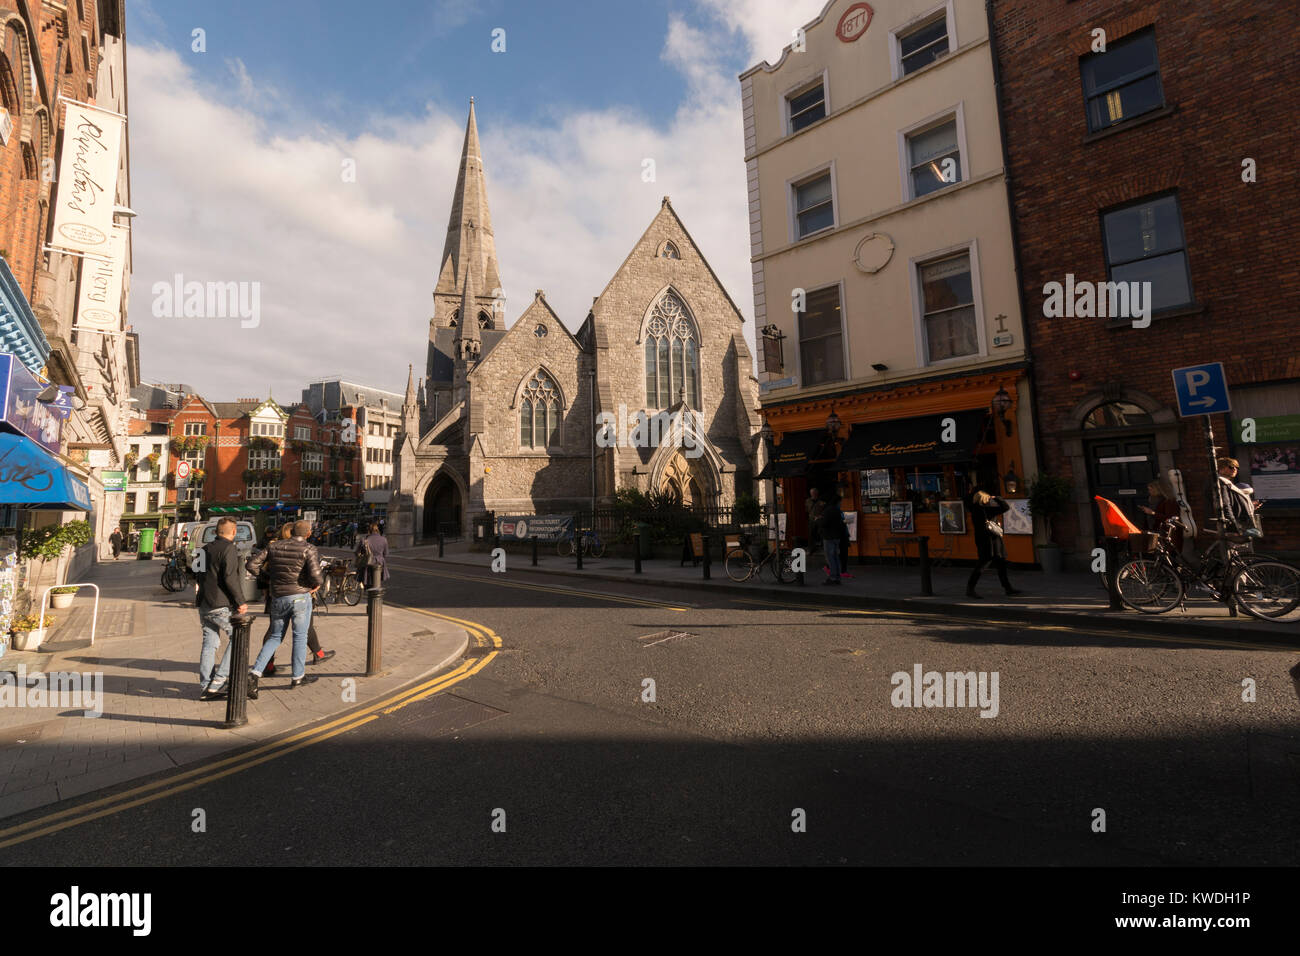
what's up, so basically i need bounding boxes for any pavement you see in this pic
[0,554,469,822]
[399,539,1300,644]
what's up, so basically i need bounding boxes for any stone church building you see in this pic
[388,102,761,548]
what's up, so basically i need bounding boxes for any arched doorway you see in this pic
[659,451,712,510]
[423,474,461,539]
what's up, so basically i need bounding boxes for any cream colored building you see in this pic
[741,0,1040,562]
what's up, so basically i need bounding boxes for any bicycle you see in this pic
[160,550,190,592]
[323,558,362,606]
[1114,517,1300,621]
[557,529,606,559]
[725,539,796,584]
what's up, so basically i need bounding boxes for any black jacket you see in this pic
[246,537,324,597]
[196,537,246,610]
[968,493,1009,557]
[819,506,847,538]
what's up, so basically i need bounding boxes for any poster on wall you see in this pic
[864,469,891,498]
[938,500,965,535]
[889,501,914,534]
[845,511,857,543]
[1246,445,1300,501]
[1003,499,1033,535]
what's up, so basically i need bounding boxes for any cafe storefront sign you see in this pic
[0,354,62,452]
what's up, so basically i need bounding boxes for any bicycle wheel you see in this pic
[586,536,606,558]
[1115,558,1183,613]
[761,550,796,585]
[724,548,756,582]
[161,567,179,592]
[1232,561,1300,621]
[557,537,574,557]
[342,575,362,606]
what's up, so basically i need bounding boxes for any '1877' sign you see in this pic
[836,2,874,43]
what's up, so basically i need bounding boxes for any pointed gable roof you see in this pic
[435,99,503,301]
[466,291,582,383]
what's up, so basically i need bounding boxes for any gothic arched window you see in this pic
[644,291,699,409]
[519,370,562,449]
[660,241,680,259]
[478,311,491,329]
[449,309,459,328]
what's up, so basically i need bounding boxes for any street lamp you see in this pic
[825,408,842,436]
[1003,461,1020,495]
[991,387,1014,437]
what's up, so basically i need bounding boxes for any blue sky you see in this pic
[124,0,826,397]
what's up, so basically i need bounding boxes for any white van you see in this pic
[163,521,205,553]
[190,519,261,599]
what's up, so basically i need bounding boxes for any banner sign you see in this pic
[74,225,127,332]
[51,102,124,255]
[101,470,128,492]
[0,354,62,452]
[496,514,574,542]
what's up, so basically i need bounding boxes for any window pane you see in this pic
[795,174,831,212]
[1087,74,1162,129]
[521,399,532,446]
[900,18,949,74]
[657,337,670,406]
[548,403,560,446]
[911,152,960,197]
[788,84,824,117]
[684,339,698,408]
[926,306,979,362]
[534,403,545,448]
[797,203,835,237]
[800,287,842,338]
[1103,196,1183,265]
[1112,252,1193,311]
[788,84,825,132]
[921,256,974,311]
[1083,31,1157,93]
[909,121,957,167]
[672,338,683,404]
[800,334,844,386]
[645,337,657,406]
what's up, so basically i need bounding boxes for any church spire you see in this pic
[434,99,503,319]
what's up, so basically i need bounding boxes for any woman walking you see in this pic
[965,481,1022,599]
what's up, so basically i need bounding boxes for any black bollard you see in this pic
[634,532,643,574]
[438,532,444,558]
[531,535,538,566]
[702,534,711,580]
[1104,537,1123,610]
[222,612,255,729]
[365,587,384,676]
[919,537,933,596]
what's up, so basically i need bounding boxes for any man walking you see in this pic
[246,520,324,695]
[195,517,248,701]
[820,495,846,586]
[109,527,123,560]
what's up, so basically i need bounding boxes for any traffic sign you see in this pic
[1172,362,1231,418]
[176,460,191,479]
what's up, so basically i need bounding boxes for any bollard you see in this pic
[365,587,384,676]
[438,532,444,558]
[702,534,711,580]
[919,537,933,596]
[531,535,538,566]
[1104,537,1123,610]
[634,533,643,574]
[222,612,255,729]
[576,534,583,570]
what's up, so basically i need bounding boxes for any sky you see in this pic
[125,0,831,400]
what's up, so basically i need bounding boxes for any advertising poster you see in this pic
[938,500,965,535]
[889,501,914,534]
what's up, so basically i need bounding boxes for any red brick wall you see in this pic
[991,0,1300,553]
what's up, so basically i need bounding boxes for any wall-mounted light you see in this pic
[825,409,842,436]
[871,363,888,372]
[1003,462,1020,495]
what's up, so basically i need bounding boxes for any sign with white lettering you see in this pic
[51,102,124,255]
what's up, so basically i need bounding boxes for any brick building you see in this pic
[390,102,760,547]
[990,0,1300,561]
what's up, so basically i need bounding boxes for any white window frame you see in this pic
[792,279,850,388]
[248,448,281,470]
[247,481,280,501]
[889,1,956,82]
[303,451,323,471]
[294,426,311,440]
[301,484,322,501]
[909,239,987,369]
[184,422,206,436]
[781,70,830,137]
[787,160,838,243]
[897,102,968,203]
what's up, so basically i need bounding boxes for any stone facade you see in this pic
[390,105,761,547]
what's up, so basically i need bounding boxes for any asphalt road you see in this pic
[3,554,1298,865]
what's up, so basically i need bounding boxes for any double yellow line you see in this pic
[0,607,500,850]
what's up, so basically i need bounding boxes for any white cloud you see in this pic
[697,0,833,68]
[128,4,823,400]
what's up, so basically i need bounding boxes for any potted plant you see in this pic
[12,611,55,650]
[124,451,139,469]
[50,585,79,609]
[1027,473,1073,574]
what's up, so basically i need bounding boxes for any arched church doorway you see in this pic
[423,474,461,539]
[660,451,713,510]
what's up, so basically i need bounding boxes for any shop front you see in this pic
[761,369,1036,564]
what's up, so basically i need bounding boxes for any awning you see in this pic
[0,432,91,510]
[208,504,262,514]
[836,410,989,470]
[757,429,838,479]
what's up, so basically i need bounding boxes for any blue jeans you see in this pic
[252,593,313,680]
[824,538,841,580]
[198,606,233,690]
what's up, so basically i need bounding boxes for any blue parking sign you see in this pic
[1171,363,1231,418]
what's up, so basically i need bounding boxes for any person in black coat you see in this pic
[965,482,1022,599]
[819,496,847,585]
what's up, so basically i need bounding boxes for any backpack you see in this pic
[356,537,380,569]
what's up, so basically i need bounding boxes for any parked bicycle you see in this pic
[557,528,606,559]
[160,549,190,592]
[725,539,796,584]
[322,557,362,606]
[1114,517,1300,621]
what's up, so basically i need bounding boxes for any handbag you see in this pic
[985,519,1004,538]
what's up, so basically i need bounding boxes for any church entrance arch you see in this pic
[423,473,462,539]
